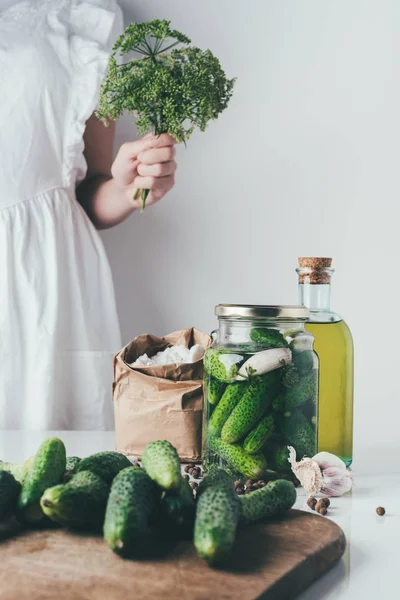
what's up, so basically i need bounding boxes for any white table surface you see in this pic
[0,430,398,600]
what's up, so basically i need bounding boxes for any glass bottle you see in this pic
[202,304,319,481]
[296,258,353,466]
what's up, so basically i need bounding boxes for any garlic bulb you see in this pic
[236,348,292,379]
[287,446,353,497]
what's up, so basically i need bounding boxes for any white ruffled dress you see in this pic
[0,0,123,430]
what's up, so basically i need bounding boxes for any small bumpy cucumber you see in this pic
[197,468,235,496]
[221,372,281,443]
[158,477,196,539]
[18,437,66,524]
[269,444,291,473]
[207,436,267,480]
[142,440,181,490]
[206,377,226,406]
[250,328,289,348]
[301,400,317,428]
[194,469,241,565]
[104,467,161,557]
[284,371,317,409]
[0,457,34,485]
[204,349,243,383]
[243,414,274,454]
[63,456,82,482]
[239,479,296,525]
[281,363,300,388]
[0,471,21,520]
[280,410,316,458]
[41,471,109,530]
[292,348,315,375]
[76,451,132,485]
[208,382,246,437]
[272,393,286,411]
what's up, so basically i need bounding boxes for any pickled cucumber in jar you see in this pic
[203,305,318,480]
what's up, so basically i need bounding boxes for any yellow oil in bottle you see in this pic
[306,319,354,466]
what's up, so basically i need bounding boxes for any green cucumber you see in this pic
[0,457,34,485]
[206,377,226,406]
[284,371,317,409]
[272,393,286,412]
[281,363,300,388]
[239,479,296,525]
[0,471,21,521]
[104,467,161,557]
[208,382,247,437]
[197,469,235,496]
[203,349,243,383]
[194,468,241,565]
[141,440,181,490]
[269,444,291,473]
[243,414,274,454]
[158,477,196,539]
[207,435,267,480]
[41,470,109,530]
[280,410,316,458]
[18,438,66,524]
[301,399,318,429]
[250,328,289,348]
[76,451,132,485]
[292,349,315,375]
[63,456,82,482]
[221,372,281,443]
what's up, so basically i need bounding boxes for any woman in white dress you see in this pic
[0,1,177,430]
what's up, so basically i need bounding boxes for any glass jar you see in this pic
[202,305,319,482]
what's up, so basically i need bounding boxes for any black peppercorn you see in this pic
[307,497,318,510]
[319,497,330,509]
[315,500,328,515]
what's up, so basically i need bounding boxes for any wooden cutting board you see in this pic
[0,509,345,600]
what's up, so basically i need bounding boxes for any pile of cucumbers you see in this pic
[0,437,296,566]
[204,326,318,480]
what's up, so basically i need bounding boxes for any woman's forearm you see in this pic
[76,174,137,230]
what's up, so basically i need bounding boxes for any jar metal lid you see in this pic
[215,304,310,320]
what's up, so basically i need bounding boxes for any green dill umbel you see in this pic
[96,19,236,211]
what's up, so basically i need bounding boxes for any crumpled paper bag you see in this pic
[113,327,211,462]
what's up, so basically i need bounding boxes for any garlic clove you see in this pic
[287,446,323,495]
[293,460,324,495]
[312,451,347,472]
[237,348,292,379]
[287,446,353,497]
[320,466,353,497]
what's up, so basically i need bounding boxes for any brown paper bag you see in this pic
[113,328,211,462]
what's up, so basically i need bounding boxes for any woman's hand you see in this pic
[78,115,178,229]
[111,133,177,209]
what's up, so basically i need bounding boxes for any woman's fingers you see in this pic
[128,173,175,208]
[132,174,175,192]
[137,145,176,165]
[120,133,176,159]
[145,176,175,205]
[137,160,177,178]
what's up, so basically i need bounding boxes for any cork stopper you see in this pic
[297,257,333,284]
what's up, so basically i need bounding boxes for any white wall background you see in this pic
[101,0,400,463]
